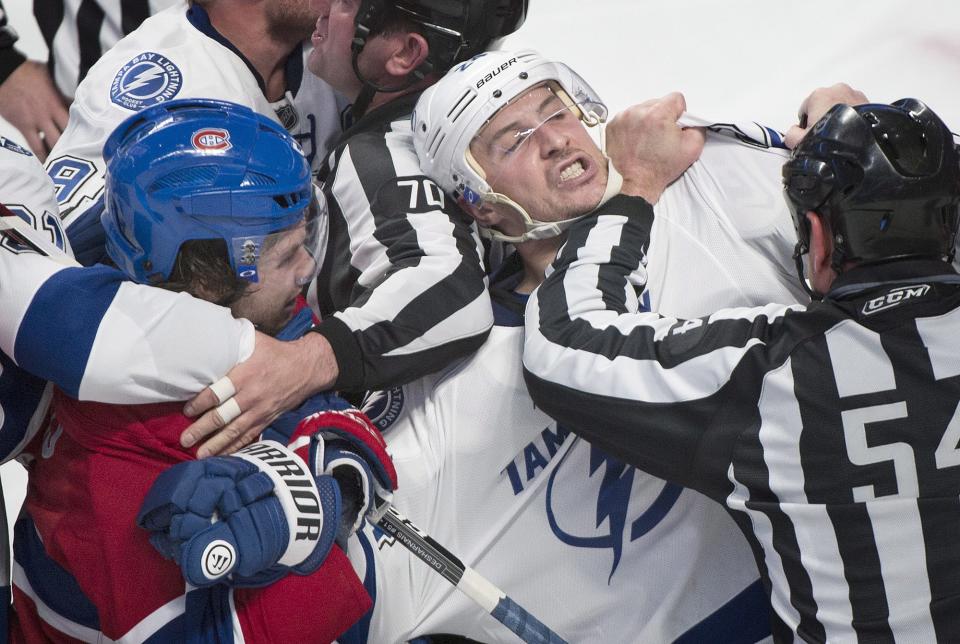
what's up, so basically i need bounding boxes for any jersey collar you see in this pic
[827,259,960,300]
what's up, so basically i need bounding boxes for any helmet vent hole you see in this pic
[448,89,476,122]
[273,192,303,209]
[241,171,277,187]
[149,165,219,191]
[428,131,446,157]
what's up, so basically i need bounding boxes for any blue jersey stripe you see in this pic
[0,352,47,460]
[673,579,771,644]
[13,265,124,398]
[13,513,100,630]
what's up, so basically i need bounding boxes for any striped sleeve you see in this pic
[315,125,492,391]
[522,194,801,493]
[0,2,26,85]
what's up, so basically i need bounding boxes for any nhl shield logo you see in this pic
[192,128,232,151]
[110,52,183,111]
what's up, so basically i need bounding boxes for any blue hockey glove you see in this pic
[137,440,341,587]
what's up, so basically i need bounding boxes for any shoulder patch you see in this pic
[110,52,183,111]
[360,387,405,433]
[0,136,32,157]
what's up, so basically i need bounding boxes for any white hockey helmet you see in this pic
[412,49,614,242]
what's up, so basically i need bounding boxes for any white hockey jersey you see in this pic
[46,1,347,228]
[344,132,805,643]
[0,136,66,462]
[348,291,769,643]
[0,1,344,411]
[0,131,253,413]
[645,131,806,317]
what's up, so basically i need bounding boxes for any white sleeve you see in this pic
[0,253,254,402]
[80,281,256,401]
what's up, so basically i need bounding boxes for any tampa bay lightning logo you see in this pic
[360,387,405,433]
[546,437,682,581]
[110,52,183,111]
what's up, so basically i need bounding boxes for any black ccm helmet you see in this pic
[783,98,960,278]
[350,0,528,113]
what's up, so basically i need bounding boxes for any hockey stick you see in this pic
[374,502,568,644]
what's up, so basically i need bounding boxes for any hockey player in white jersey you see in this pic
[0,134,71,463]
[46,0,347,261]
[325,49,817,642]
[0,0,346,450]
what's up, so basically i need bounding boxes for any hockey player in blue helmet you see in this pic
[101,97,323,335]
[12,98,396,642]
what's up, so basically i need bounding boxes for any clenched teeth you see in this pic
[560,160,584,182]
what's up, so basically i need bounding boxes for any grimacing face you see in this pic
[469,84,609,228]
[230,220,316,336]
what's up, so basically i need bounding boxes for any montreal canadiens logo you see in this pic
[201,540,236,580]
[192,128,232,151]
[110,52,182,111]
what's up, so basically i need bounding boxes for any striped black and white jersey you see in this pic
[346,261,769,643]
[0,2,25,85]
[524,197,960,642]
[0,0,177,99]
[310,92,493,392]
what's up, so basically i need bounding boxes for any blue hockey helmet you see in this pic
[102,98,319,285]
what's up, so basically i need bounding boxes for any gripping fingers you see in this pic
[181,403,247,453]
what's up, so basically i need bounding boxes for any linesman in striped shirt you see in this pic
[524,96,960,641]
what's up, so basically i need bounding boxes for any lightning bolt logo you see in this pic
[546,436,682,581]
[121,65,164,94]
[110,53,182,111]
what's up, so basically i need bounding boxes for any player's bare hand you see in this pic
[607,92,705,204]
[0,61,69,160]
[785,83,869,149]
[180,331,340,457]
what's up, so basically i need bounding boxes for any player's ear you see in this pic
[383,30,429,78]
[807,211,830,271]
[806,210,838,292]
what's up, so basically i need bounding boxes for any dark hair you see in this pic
[156,239,249,306]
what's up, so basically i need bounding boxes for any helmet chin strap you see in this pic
[477,158,624,244]
[792,242,822,301]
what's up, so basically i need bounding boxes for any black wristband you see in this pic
[309,316,365,391]
[0,46,26,87]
